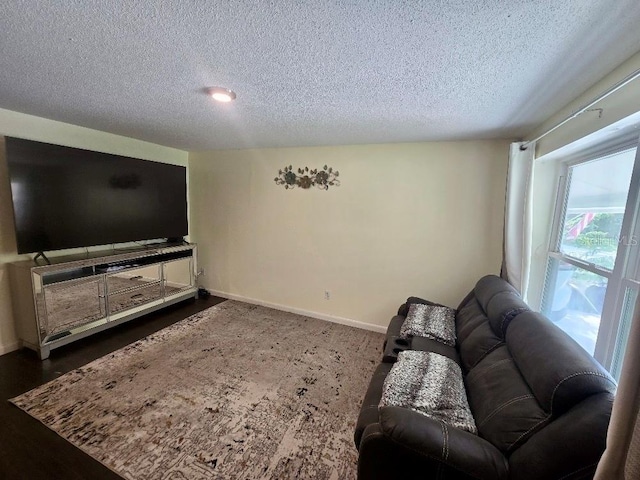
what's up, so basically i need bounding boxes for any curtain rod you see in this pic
[520,66,640,150]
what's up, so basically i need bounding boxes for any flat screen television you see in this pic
[5,137,188,254]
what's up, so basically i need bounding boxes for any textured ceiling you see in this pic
[1,1,640,151]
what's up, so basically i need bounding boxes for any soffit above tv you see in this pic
[1,1,640,150]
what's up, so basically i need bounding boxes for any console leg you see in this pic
[39,345,51,360]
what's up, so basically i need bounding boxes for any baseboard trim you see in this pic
[0,341,20,356]
[208,290,387,334]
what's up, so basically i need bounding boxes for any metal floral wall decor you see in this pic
[274,165,340,190]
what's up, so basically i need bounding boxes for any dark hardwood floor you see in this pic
[0,295,226,480]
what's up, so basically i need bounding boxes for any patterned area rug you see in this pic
[10,301,383,479]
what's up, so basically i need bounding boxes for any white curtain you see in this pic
[595,293,640,479]
[501,141,536,299]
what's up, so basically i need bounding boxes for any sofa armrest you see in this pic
[508,392,613,480]
[358,407,507,480]
[354,362,393,448]
[385,315,406,341]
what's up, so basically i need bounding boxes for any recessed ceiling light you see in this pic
[208,86,236,103]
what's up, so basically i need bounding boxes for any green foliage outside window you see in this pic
[562,213,623,284]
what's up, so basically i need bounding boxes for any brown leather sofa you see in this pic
[354,275,616,480]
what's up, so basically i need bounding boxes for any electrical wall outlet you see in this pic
[324,290,330,300]
[197,268,205,276]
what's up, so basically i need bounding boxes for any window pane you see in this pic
[559,149,636,269]
[542,258,608,356]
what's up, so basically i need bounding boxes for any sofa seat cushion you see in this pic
[380,350,477,434]
[399,303,456,347]
[465,346,548,454]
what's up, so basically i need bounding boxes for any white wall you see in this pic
[0,108,188,355]
[189,140,509,330]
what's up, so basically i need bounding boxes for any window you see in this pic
[541,145,640,377]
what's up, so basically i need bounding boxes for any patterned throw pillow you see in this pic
[379,350,477,434]
[399,303,456,347]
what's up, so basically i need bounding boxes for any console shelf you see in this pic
[9,243,197,359]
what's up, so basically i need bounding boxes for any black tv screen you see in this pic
[6,137,188,254]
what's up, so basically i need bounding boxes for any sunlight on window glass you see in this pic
[560,148,636,269]
[543,259,608,355]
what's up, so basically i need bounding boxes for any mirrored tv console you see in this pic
[9,243,197,359]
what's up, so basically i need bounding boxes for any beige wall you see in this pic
[189,140,509,329]
[0,108,188,354]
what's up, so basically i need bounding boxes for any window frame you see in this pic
[542,140,640,374]
[598,155,640,369]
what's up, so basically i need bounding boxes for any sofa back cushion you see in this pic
[397,296,450,317]
[460,322,503,373]
[506,311,617,416]
[463,290,616,457]
[455,296,486,342]
[455,275,529,373]
[400,304,457,347]
[455,297,503,372]
[486,291,529,339]
[474,275,520,311]
[465,345,548,453]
